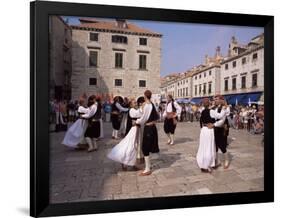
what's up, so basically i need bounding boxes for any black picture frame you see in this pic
[30,1,274,217]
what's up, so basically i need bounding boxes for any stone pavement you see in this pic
[50,121,264,203]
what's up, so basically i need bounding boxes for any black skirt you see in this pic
[111,114,121,130]
[142,125,159,156]
[84,120,100,138]
[164,118,177,134]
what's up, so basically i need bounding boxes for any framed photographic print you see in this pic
[30,0,274,217]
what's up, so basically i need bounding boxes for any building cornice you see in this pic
[71,25,162,38]
[221,45,264,64]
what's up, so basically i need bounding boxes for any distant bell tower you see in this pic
[215,46,221,59]
[228,36,238,57]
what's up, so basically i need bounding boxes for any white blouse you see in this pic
[163,101,182,118]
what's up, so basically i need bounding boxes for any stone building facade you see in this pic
[70,18,162,101]
[220,35,264,96]
[49,16,72,100]
[160,33,264,105]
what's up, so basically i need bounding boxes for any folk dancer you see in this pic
[196,98,226,173]
[136,90,160,176]
[111,96,129,139]
[82,95,101,152]
[61,97,89,148]
[211,95,231,169]
[163,94,182,145]
[136,96,145,164]
[107,98,142,170]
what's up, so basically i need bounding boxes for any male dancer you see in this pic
[136,90,159,176]
[111,96,129,139]
[82,95,101,152]
[163,94,182,145]
[210,95,230,169]
[136,96,145,164]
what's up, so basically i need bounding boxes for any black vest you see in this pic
[200,108,215,128]
[111,102,119,113]
[93,103,102,120]
[147,103,159,123]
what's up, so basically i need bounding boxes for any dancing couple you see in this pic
[196,96,231,173]
[108,90,160,176]
[62,95,102,152]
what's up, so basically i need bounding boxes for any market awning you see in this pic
[176,98,191,104]
[224,92,263,105]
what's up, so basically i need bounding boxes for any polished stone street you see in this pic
[50,121,264,203]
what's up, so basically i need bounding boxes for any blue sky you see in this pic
[63,16,263,77]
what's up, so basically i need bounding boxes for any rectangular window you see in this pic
[89,32,98,41]
[232,78,237,90]
[225,64,228,70]
[232,61,236,68]
[253,53,258,60]
[139,80,146,87]
[209,70,212,76]
[89,78,97,86]
[224,79,229,91]
[115,53,123,68]
[139,38,147,45]
[208,83,212,94]
[115,79,122,87]
[195,85,197,95]
[199,85,202,94]
[186,87,188,96]
[252,73,258,87]
[204,72,206,77]
[241,76,246,89]
[203,83,206,94]
[139,55,147,70]
[112,35,128,44]
[89,51,98,67]
[242,57,246,65]
[183,88,185,96]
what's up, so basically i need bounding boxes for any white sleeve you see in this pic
[210,108,226,120]
[210,109,226,127]
[225,107,230,116]
[82,104,97,118]
[78,106,89,114]
[174,102,182,117]
[129,108,142,118]
[163,108,167,118]
[116,103,129,112]
[214,116,226,127]
[136,104,152,125]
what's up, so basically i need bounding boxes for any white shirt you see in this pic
[116,102,129,112]
[129,108,142,118]
[136,103,153,126]
[82,103,97,119]
[78,105,89,114]
[163,101,182,118]
[210,108,227,127]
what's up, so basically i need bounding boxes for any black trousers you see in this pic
[142,125,159,156]
[164,118,177,134]
[84,120,100,139]
[111,114,121,130]
[214,127,227,153]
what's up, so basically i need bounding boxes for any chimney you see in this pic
[116,19,128,28]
